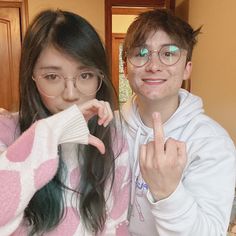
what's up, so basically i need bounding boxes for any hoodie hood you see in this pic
[121,89,204,140]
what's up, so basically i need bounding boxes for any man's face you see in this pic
[125,30,192,103]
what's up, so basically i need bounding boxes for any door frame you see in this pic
[112,33,125,97]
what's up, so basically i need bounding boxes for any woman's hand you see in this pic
[78,99,113,154]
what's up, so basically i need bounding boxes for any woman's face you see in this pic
[33,46,101,114]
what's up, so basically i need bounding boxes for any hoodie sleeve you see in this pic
[0,105,89,236]
[147,135,236,236]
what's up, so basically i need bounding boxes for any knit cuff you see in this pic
[44,105,89,145]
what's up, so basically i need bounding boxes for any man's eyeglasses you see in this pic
[32,69,103,98]
[127,44,182,67]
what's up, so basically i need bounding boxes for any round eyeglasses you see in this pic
[127,45,182,67]
[32,69,103,98]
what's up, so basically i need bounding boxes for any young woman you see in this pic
[0,10,130,235]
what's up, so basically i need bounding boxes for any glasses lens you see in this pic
[35,70,103,97]
[128,47,149,67]
[36,73,64,97]
[159,45,181,65]
[75,71,103,96]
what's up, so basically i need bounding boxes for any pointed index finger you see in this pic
[152,112,165,156]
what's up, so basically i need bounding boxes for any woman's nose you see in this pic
[62,79,80,101]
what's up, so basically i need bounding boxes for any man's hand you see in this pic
[78,99,113,154]
[139,112,187,200]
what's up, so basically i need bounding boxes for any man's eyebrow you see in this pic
[135,43,179,48]
[162,43,179,47]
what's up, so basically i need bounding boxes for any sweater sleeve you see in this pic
[146,136,236,236]
[0,105,89,236]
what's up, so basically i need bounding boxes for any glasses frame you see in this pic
[127,44,183,68]
[32,70,104,98]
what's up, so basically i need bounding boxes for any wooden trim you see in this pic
[112,33,126,108]
[109,0,175,10]
[112,32,126,39]
[110,0,169,7]
[112,7,156,15]
[20,0,29,36]
[0,2,21,6]
[105,0,112,65]
[0,0,23,2]
[112,33,126,94]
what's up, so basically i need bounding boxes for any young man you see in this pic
[121,9,236,235]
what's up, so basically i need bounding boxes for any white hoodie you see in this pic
[121,89,236,236]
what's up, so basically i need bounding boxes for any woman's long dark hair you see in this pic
[19,9,118,234]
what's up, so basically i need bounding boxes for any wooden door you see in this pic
[0,1,28,111]
[0,7,21,110]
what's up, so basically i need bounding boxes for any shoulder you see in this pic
[184,113,232,140]
[0,112,19,132]
[0,112,20,147]
[183,114,236,164]
[176,111,235,156]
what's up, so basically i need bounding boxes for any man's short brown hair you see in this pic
[122,9,201,63]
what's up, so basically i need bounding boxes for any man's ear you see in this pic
[183,61,192,80]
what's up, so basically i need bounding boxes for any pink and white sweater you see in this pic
[0,105,131,236]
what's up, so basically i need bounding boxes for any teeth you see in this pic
[144,79,164,82]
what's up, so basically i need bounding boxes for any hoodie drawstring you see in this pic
[128,125,152,221]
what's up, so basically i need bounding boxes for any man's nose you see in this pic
[145,52,163,71]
